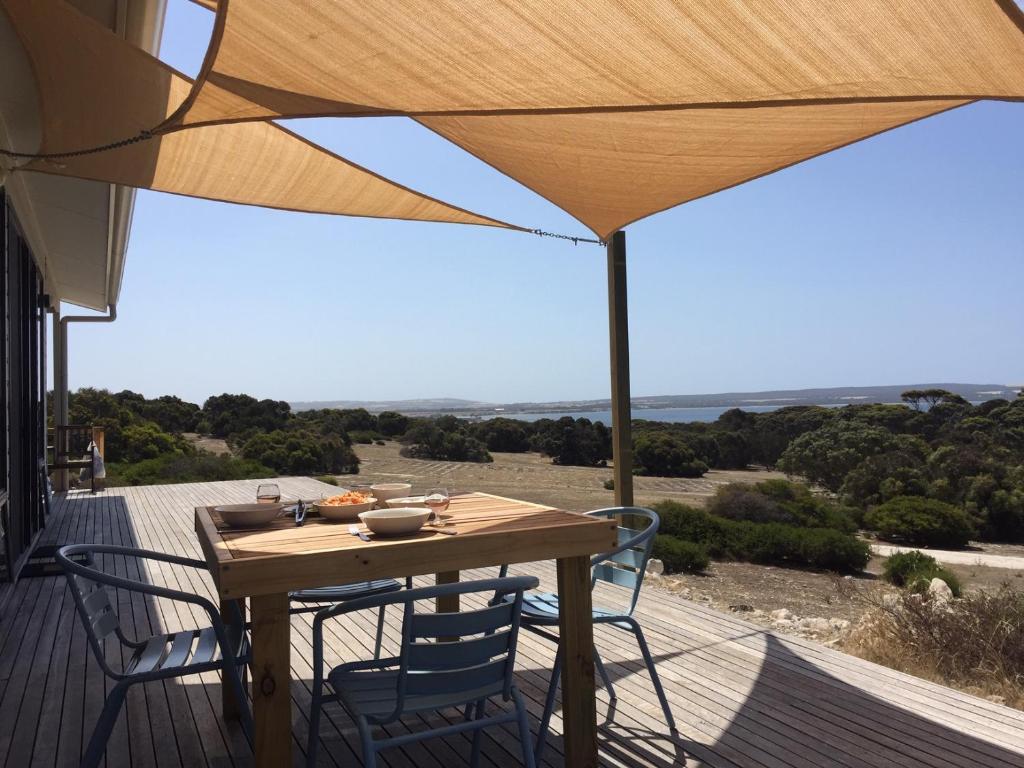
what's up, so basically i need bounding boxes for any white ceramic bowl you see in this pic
[385,495,427,508]
[358,508,431,536]
[214,503,285,528]
[314,497,377,521]
[369,483,413,507]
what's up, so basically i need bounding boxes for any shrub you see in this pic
[882,551,962,596]
[348,430,378,444]
[603,478,615,490]
[314,475,339,486]
[708,480,857,532]
[865,496,975,548]
[652,536,709,574]
[847,587,1024,707]
[106,454,272,486]
[634,432,708,478]
[653,501,870,573]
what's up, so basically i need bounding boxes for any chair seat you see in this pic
[329,665,505,719]
[125,627,249,676]
[291,579,402,603]
[498,592,625,626]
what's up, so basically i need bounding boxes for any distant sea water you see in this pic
[494,404,841,425]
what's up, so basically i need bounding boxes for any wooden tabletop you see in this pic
[195,492,617,599]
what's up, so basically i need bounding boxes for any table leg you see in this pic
[436,570,460,642]
[220,597,247,720]
[435,570,460,613]
[250,593,292,768]
[557,555,598,768]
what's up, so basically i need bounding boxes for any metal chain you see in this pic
[0,130,155,161]
[532,228,605,247]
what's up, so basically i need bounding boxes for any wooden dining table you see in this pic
[195,491,617,767]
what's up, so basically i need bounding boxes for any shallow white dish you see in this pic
[385,495,427,508]
[359,508,431,536]
[214,503,285,528]
[315,497,377,521]
[369,483,413,507]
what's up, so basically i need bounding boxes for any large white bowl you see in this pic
[358,508,431,536]
[385,495,427,509]
[315,497,377,521]
[214,503,285,528]
[369,483,413,507]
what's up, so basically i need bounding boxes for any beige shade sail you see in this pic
[179,0,1024,123]
[175,0,1024,235]
[421,100,970,238]
[0,0,517,230]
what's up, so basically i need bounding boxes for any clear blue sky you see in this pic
[66,0,1024,406]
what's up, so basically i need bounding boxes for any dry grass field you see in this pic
[332,440,786,512]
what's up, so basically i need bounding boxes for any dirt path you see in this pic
[872,543,1024,571]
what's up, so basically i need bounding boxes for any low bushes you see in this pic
[864,496,975,548]
[654,500,870,573]
[847,586,1024,709]
[882,550,961,596]
[106,454,272,486]
[708,479,857,532]
[652,536,709,574]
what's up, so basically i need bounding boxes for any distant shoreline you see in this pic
[292,382,1019,419]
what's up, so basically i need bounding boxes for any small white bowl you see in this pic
[214,503,285,528]
[314,497,377,521]
[369,483,413,507]
[385,495,427,508]
[359,508,431,536]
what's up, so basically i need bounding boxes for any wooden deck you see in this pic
[1,479,1023,767]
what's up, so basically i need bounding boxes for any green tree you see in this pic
[778,420,900,492]
[633,432,708,478]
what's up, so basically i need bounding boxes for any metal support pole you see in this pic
[52,306,67,491]
[607,230,633,506]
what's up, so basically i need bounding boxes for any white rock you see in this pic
[798,617,831,633]
[646,558,664,575]
[769,608,792,621]
[829,619,851,632]
[882,593,901,609]
[772,619,795,629]
[928,577,953,603]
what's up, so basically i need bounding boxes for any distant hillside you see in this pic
[291,383,1018,416]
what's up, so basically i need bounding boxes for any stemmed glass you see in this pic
[256,483,281,504]
[424,487,450,525]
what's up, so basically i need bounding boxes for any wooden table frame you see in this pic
[195,492,616,767]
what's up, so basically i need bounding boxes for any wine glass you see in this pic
[424,487,450,525]
[256,483,281,504]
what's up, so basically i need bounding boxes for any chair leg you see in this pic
[357,716,378,768]
[373,605,387,659]
[628,618,676,732]
[512,686,537,768]
[224,658,254,743]
[469,699,486,766]
[535,646,563,765]
[82,681,129,768]
[306,680,323,768]
[594,644,616,701]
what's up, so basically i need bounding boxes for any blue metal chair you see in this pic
[306,575,540,768]
[497,506,677,761]
[290,577,411,659]
[57,544,253,768]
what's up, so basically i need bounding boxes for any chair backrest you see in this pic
[388,576,537,722]
[586,506,659,616]
[56,544,129,677]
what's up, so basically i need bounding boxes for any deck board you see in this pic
[1,478,1023,767]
